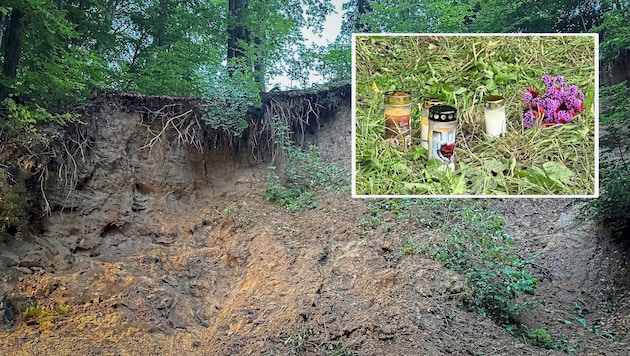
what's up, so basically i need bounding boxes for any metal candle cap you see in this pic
[428,105,457,122]
[423,97,444,108]
[384,91,412,105]
[484,95,505,109]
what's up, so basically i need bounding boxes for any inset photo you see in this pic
[352,34,597,198]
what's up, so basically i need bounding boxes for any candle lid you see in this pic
[484,95,505,109]
[428,105,457,122]
[423,97,444,108]
[384,91,412,105]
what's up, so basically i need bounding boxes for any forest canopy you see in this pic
[0,0,628,114]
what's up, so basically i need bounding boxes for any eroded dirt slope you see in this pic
[1,98,628,355]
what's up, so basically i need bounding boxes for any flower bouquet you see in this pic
[523,75,585,128]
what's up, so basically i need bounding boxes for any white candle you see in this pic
[484,96,506,138]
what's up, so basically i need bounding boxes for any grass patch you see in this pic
[354,35,595,195]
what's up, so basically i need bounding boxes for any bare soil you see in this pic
[1,101,629,355]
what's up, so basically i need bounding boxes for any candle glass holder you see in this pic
[484,95,506,138]
[384,91,412,148]
[428,105,457,171]
[420,97,444,149]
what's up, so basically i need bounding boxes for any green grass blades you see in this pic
[354,35,595,196]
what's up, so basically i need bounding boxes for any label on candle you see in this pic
[385,107,411,146]
[429,128,455,170]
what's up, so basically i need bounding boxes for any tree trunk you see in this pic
[0,12,7,55]
[254,36,264,91]
[156,0,168,46]
[356,0,372,32]
[227,0,249,73]
[1,8,24,100]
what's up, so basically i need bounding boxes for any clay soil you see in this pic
[1,103,629,355]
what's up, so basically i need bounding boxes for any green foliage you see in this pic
[315,42,351,82]
[358,0,475,33]
[114,0,223,96]
[201,67,261,136]
[286,41,351,88]
[426,201,538,328]
[521,328,577,353]
[355,35,595,196]
[0,0,109,108]
[343,0,602,34]
[0,98,77,140]
[1,0,335,112]
[264,122,349,211]
[359,200,534,321]
[471,0,601,33]
[264,143,348,211]
[401,238,421,255]
[594,2,630,65]
[21,304,70,328]
[125,43,205,97]
[358,199,581,352]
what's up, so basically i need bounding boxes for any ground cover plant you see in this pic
[354,35,596,196]
[360,198,578,353]
[264,119,350,210]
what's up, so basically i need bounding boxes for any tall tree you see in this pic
[227,0,249,67]
[225,0,333,91]
[0,0,108,108]
[0,7,23,99]
[341,0,372,37]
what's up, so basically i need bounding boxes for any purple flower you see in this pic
[522,75,585,127]
[523,110,536,128]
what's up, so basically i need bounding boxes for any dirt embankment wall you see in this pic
[1,84,350,295]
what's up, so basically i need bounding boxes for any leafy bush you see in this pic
[200,66,261,136]
[426,201,538,328]
[365,199,575,351]
[21,304,70,328]
[0,98,76,139]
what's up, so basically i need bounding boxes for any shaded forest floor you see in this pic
[0,102,629,355]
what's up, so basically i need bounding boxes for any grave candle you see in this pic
[384,91,412,148]
[428,105,457,171]
[420,98,444,149]
[484,95,506,138]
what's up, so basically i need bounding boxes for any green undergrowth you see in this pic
[361,198,577,353]
[264,121,349,210]
[354,35,595,196]
[21,303,71,329]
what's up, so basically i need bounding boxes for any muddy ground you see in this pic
[0,98,629,355]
